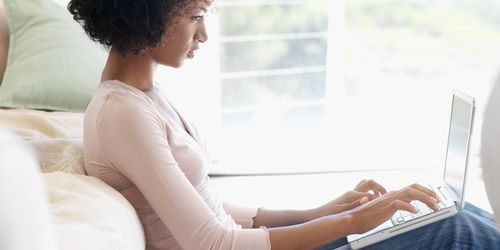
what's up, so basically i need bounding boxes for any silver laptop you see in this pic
[347,90,476,249]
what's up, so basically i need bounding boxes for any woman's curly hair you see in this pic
[68,0,210,55]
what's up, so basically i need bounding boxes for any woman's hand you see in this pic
[315,179,388,217]
[344,183,441,235]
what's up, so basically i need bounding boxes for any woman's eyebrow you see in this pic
[199,7,208,14]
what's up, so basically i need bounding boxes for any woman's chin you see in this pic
[161,55,191,68]
[164,59,185,69]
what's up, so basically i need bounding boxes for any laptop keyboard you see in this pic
[391,200,446,226]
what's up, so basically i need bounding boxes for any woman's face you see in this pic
[149,3,209,68]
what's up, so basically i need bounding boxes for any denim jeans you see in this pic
[317,203,500,250]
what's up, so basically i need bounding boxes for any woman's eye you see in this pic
[191,16,203,22]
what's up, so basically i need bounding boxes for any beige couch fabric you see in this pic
[0,109,145,249]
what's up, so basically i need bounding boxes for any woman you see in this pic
[68,0,499,249]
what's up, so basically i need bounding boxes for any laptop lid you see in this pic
[442,90,475,210]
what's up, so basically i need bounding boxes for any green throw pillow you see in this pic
[0,0,107,112]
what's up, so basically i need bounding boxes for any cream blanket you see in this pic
[0,108,85,174]
[0,108,145,250]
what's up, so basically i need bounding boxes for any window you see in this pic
[340,0,500,179]
[156,0,500,176]
[213,0,331,174]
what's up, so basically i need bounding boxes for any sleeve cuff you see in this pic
[222,202,260,229]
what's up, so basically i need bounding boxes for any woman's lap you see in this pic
[317,203,500,250]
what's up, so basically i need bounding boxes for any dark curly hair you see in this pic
[68,0,211,55]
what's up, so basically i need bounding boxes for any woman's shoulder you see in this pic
[87,80,162,124]
[92,80,155,107]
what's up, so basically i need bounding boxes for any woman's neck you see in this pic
[101,48,157,91]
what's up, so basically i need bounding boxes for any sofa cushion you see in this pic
[44,172,145,250]
[0,0,107,112]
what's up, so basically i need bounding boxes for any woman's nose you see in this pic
[196,24,208,43]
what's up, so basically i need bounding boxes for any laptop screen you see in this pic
[443,91,475,208]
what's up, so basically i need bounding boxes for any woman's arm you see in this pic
[265,183,441,250]
[253,207,319,228]
[253,179,387,228]
[267,213,351,250]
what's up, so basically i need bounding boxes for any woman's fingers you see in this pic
[360,196,370,205]
[355,179,388,196]
[339,191,377,208]
[409,183,441,202]
[351,191,377,201]
[373,180,388,195]
[395,186,440,211]
[388,199,418,214]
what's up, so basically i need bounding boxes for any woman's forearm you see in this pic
[267,213,352,250]
[253,207,322,228]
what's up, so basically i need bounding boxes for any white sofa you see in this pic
[0,109,145,250]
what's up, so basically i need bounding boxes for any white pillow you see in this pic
[0,128,59,250]
[0,108,86,174]
[481,72,500,228]
[44,172,145,250]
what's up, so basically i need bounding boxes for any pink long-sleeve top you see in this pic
[83,80,271,250]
